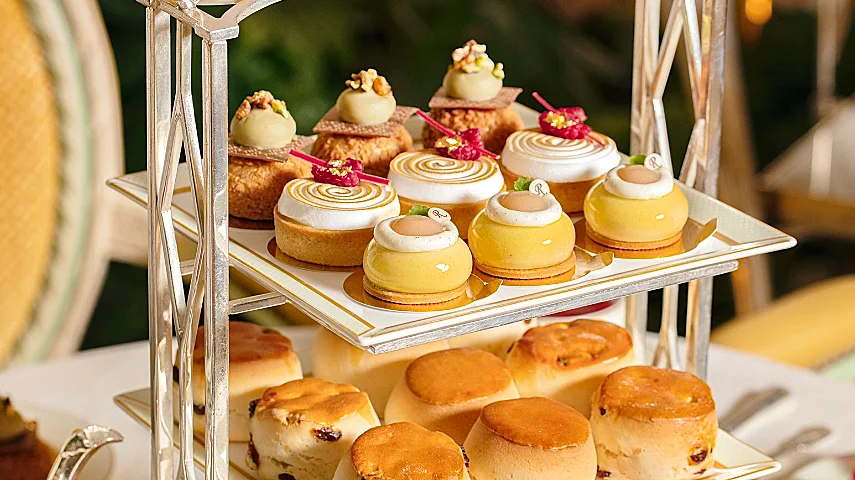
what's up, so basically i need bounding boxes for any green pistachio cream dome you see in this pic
[442,39,505,101]
[336,68,397,125]
[229,90,296,149]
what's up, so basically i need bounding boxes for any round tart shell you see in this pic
[311,125,413,178]
[397,196,489,240]
[422,107,524,154]
[586,226,683,251]
[273,208,373,267]
[499,164,603,214]
[475,250,576,280]
[228,155,312,221]
[362,275,467,305]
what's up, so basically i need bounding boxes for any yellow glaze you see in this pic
[363,239,473,294]
[468,212,575,270]
[583,183,689,243]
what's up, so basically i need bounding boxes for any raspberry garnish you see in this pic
[538,107,592,140]
[435,128,484,161]
[312,158,363,187]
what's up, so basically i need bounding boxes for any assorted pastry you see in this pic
[312,69,416,177]
[500,93,621,213]
[0,397,54,480]
[362,206,473,304]
[247,378,380,480]
[384,348,519,443]
[590,366,718,479]
[423,40,524,153]
[273,154,400,267]
[584,153,689,250]
[468,177,576,280]
[387,118,504,239]
[505,319,635,417]
[228,90,314,221]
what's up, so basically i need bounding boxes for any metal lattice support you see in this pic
[627,0,728,379]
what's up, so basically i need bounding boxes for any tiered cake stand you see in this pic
[114,0,795,478]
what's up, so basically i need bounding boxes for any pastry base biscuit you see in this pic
[500,165,602,214]
[475,251,576,280]
[586,227,682,251]
[311,125,413,177]
[398,196,489,240]
[229,155,312,221]
[362,276,467,305]
[273,208,374,266]
[422,107,524,154]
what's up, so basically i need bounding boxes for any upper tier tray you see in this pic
[108,105,795,353]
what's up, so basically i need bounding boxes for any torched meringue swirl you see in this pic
[278,179,400,231]
[388,150,505,204]
[501,129,621,183]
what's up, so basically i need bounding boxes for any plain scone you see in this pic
[333,422,471,480]
[505,319,634,417]
[189,322,302,442]
[311,327,449,414]
[384,348,520,444]
[247,378,380,480]
[447,319,535,359]
[463,397,597,480]
[590,366,718,480]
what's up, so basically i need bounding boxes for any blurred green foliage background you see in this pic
[82,0,855,348]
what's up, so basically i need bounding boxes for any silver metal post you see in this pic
[202,38,231,480]
[146,5,174,480]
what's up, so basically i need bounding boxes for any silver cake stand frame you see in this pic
[134,0,732,477]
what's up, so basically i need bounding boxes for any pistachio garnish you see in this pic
[346,69,393,96]
[234,90,290,120]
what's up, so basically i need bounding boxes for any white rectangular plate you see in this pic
[113,327,780,480]
[108,105,795,353]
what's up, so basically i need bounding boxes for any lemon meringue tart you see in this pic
[583,153,689,250]
[388,148,504,239]
[423,40,523,153]
[362,207,473,304]
[273,157,400,267]
[469,178,576,280]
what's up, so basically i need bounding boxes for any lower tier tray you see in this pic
[114,326,781,480]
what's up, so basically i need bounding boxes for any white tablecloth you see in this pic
[1,329,854,479]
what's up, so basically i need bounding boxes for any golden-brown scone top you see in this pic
[480,397,590,450]
[253,378,375,425]
[405,348,514,405]
[513,320,633,369]
[596,366,715,420]
[350,422,467,480]
[192,322,295,367]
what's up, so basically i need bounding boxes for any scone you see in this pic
[590,366,718,480]
[312,327,449,414]
[468,178,576,280]
[505,320,634,417]
[385,348,520,444]
[362,208,473,305]
[463,397,597,480]
[388,148,504,240]
[0,397,55,480]
[447,319,535,360]
[333,422,471,480]
[247,378,380,480]
[312,69,415,177]
[228,90,313,220]
[273,157,400,266]
[422,40,524,153]
[583,154,689,250]
[189,322,302,442]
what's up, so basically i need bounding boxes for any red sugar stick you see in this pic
[415,110,498,159]
[531,92,604,147]
[289,149,390,185]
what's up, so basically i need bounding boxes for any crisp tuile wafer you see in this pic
[428,86,522,110]
[228,134,313,163]
[313,105,418,138]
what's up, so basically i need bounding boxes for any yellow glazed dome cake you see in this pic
[362,207,473,304]
[273,157,400,267]
[469,178,576,280]
[312,69,415,177]
[583,153,689,250]
[423,40,524,153]
[388,149,504,239]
